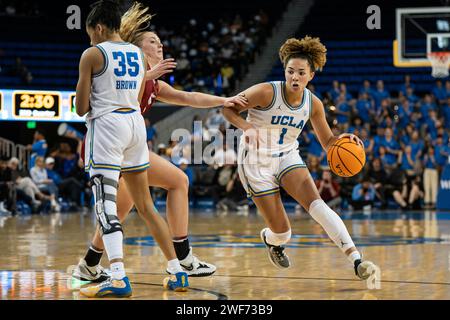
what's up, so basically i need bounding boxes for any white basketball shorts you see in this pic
[237,147,306,198]
[84,109,150,173]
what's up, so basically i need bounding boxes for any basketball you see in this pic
[327,137,366,177]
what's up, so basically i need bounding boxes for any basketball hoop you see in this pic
[427,52,450,78]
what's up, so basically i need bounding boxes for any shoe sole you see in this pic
[72,273,110,283]
[260,229,291,270]
[165,269,216,277]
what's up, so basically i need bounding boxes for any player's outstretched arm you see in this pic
[310,95,363,152]
[156,80,248,109]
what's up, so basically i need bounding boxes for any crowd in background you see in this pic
[1,76,450,215]
[155,10,270,95]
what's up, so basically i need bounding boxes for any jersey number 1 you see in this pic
[112,52,140,77]
[279,128,288,144]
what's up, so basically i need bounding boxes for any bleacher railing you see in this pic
[0,137,31,168]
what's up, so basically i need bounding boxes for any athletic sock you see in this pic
[110,262,126,280]
[348,251,362,264]
[167,259,184,274]
[173,237,190,261]
[84,245,103,267]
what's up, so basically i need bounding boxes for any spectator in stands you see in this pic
[316,170,341,210]
[445,80,450,98]
[432,79,447,104]
[397,97,413,129]
[308,156,321,182]
[27,130,48,169]
[381,127,400,165]
[359,80,374,99]
[378,146,396,173]
[423,146,439,209]
[399,74,415,96]
[367,158,387,208]
[8,157,50,212]
[420,94,437,120]
[372,80,389,110]
[216,169,248,213]
[348,116,363,134]
[205,107,228,133]
[328,80,340,101]
[50,142,82,181]
[351,177,376,210]
[145,118,157,151]
[372,126,385,157]
[409,130,425,160]
[405,87,419,105]
[376,98,392,123]
[45,157,82,209]
[334,93,351,128]
[434,135,450,171]
[0,157,14,213]
[442,97,450,129]
[355,92,374,125]
[360,128,374,159]
[398,146,418,179]
[424,110,439,140]
[30,156,60,212]
[339,83,352,101]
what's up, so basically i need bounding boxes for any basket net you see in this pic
[427,52,450,78]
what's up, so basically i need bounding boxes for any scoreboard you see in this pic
[0,89,84,122]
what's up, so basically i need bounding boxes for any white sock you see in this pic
[265,228,291,246]
[348,251,362,264]
[110,262,126,280]
[102,231,124,262]
[167,259,183,273]
[309,199,356,254]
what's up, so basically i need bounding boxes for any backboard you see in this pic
[394,6,450,67]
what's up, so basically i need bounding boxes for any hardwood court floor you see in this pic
[0,209,450,300]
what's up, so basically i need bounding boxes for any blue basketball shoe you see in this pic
[80,276,132,298]
[163,272,189,292]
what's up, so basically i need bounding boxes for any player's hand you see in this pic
[146,58,177,80]
[223,95,249,109]
[338,133,364,148]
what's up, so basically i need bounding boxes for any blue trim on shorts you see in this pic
[121,162,150,173]
[276,164,307,183]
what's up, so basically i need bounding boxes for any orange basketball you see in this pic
[327,137,366,177]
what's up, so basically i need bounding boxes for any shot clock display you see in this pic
[13,91,62,119]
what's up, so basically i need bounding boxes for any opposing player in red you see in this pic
[72,2,248,283]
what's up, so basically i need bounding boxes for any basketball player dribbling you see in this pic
[75,0,195,297]
[71,2,248,285]
[223,36,378,280]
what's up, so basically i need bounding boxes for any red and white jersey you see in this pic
[140,64,160,114]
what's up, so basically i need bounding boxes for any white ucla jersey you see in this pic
[242,81,313,154]
[87,41,146,120]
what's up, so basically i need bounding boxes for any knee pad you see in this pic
[89,174,122,235]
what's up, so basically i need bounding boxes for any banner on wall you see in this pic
[437,158,450,211]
